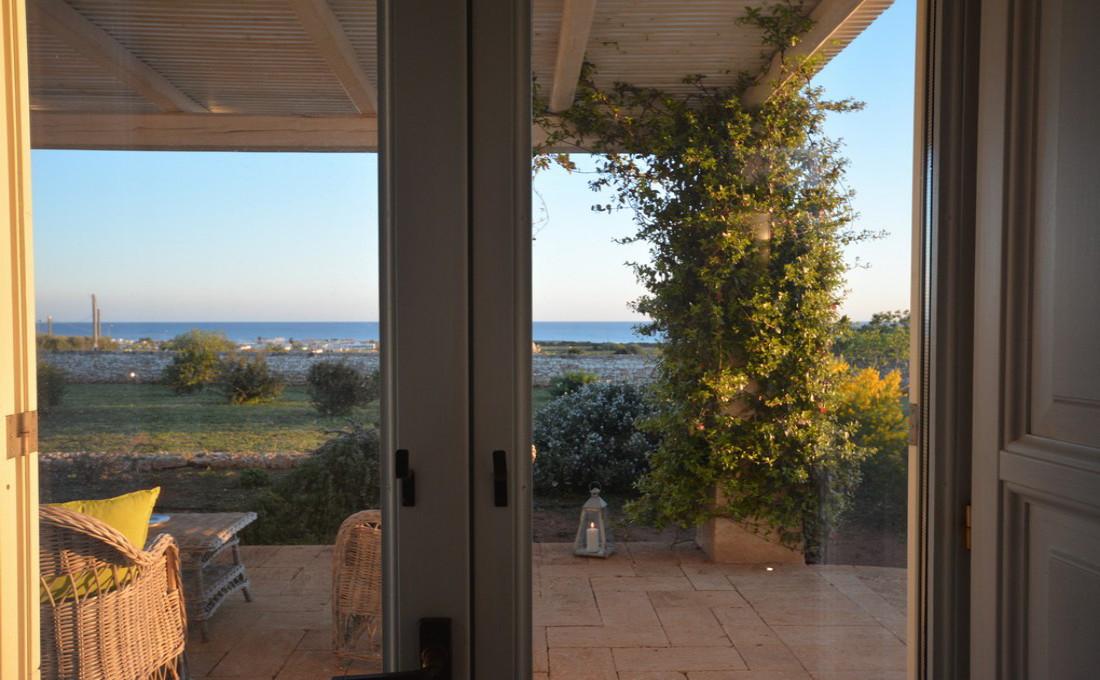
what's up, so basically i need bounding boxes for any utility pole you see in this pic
[91,294,99,350]
[46,315,53,336]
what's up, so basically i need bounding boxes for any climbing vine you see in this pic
[535,1,875,552]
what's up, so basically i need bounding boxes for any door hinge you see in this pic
[908,402,921,447]
[5,410,38,459]
[964,503,972,551]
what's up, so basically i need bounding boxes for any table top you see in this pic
[151,511,257,553]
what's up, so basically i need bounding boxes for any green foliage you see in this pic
[238,468,271,489]
[162,330,234,393]
[37,335,119,352]
[548,370,600,398]
[250,425,381,544]
[220,354,285,405]
[536,2,874,548]
[306,361,380,417]
[834,310,910,382]
[37,362,68,413]
[533,382,658,494]
[833,364,908,533]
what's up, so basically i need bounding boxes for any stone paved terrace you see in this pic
[190,543,906,679]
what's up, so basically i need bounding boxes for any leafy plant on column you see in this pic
[536,1,878,553]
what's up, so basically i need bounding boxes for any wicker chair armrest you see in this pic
[40,504,147,563]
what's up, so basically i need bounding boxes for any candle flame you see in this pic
[589,522,595,528]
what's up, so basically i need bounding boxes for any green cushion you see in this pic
[55,487,161,549]
[42,488,161,603]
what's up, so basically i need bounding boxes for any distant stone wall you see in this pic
[40,351,656,386]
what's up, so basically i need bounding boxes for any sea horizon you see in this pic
[35,320,656,344]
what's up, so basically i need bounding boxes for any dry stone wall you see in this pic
[40,351,656,386]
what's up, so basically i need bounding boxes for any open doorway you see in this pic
[529,1,915,676]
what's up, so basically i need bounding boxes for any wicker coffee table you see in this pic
[150,512,257,640]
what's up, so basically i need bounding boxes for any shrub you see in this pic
[37,362,67,413]
[162,330,234,393]
[250,425,381,543]
[533,382,657,494]
[306,361,379,417]
[833,365,908,533]
[548,370,599,398]
[238,468,271,489]
[220,354,284,404]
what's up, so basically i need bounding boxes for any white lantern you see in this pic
[574,486,613,558]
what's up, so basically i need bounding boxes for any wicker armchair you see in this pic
[332,509,382,662]
[39,505,188,680]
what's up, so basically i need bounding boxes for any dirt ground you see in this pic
[41,465,904,568]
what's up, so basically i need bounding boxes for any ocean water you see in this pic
[37,320,653,344]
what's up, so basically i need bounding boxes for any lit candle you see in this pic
[586,521,599,552]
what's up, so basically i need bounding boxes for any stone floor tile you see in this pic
[771,626,906,672]
[297,629,333,651]
[687,672,812,680]
[618,672,688,679]
[633,561,690,577]
[613,647,747,673]
[549,624,669,648]
[655,608,731,647]
[591,576,695,592]
[184,646,230,678]
[205,629,305,677]
[534,625,550,672]
[237,545,282,568]
[712,607,804,671]
[810,672,906,680]
[262,545,328,567]
[273,649,347,680]
[648,590,748,609]
[534,673,549,680]
[548,646,618,680]
[680,565,738,591]
[597,590,662,628]
[751,597,879,627]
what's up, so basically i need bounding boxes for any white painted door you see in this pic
[971,0,1100,677]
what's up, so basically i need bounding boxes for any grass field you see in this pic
[40,383,557,455]
[39,383,378,455]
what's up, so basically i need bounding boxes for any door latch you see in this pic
[492,450,508,507]
[335,617,451,679]
[395,449,415,507]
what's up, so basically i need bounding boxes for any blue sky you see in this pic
[31,0,913,324]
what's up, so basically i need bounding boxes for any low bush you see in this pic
[162,330,234,393]
[547,370,599,397]
[306,361,379,416]
[220,354,285,404]
[833,365,908,533]
[533,381,657,495]
[238,468,271,489]
[250,425,381,544]
[37,362,68,413]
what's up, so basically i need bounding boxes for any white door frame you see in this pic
[1,0,40,676]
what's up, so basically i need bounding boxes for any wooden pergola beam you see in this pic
[289,0,377,115]
[741,0,877,108]
[30,112,379,152]
[548,0,597,113]
[28,0,205,113]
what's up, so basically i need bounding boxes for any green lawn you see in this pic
[40,383,377,455]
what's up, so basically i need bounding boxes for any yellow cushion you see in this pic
[56,487,161,550]
[42,488,161,603]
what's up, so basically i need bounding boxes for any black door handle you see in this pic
[492,450,508,507]
[334,618,451,680]
[395,449,415,507]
